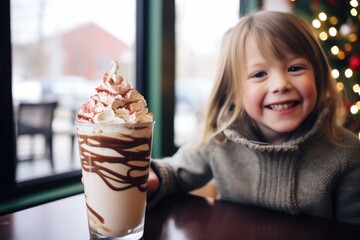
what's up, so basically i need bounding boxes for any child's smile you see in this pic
[265,100,300,112]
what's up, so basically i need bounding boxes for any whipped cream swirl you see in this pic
[76,61,153,123]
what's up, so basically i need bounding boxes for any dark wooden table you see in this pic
[1,193,360,240]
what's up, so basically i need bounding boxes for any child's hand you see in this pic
[148,167,160,196]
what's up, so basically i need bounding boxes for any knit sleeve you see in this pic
[335,142,360,225]
[147,141,213,208]
[147,159,180,208]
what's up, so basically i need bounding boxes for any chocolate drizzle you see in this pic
[78,131,152,192]
[87,202,104,224]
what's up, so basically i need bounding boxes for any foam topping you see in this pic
[76,61,153,123]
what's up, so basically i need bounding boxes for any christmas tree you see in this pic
[291,0,360,138]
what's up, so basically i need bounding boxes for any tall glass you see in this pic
[75,121,154,240]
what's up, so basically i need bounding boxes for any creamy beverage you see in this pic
[75,61,154,239]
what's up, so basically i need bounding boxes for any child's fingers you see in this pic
[148,168,160,194]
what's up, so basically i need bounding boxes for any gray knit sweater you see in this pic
[150,111,360,225]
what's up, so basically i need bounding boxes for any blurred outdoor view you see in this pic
[11,0,136,181]
[174,0,240,145]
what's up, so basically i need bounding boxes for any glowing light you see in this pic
[354,84,360,93]
[349,33,358,42]
[319,31,328,41]
[329,27,337,36]
[344,43,352,52]
[331,46,339,55]
[356,101,360,109]
[340,24,352,36]
[336,82,344,91]
[332,69,340,78]
[350,0,359,7]
[312,19,321,28]
[337,51,345,59]
[350,105,359,114]
[351,8,358,16]
[330,16,338,25]
[345,68,353,78]
[319,12,327,21]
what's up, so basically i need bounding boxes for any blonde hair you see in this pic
[200,11,344,145]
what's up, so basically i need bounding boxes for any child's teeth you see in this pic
[270,102,294,111]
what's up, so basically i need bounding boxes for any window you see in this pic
[174,0,240,145]
[11,0,136,182]
[0,0,249,211]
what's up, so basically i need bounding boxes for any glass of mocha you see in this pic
[75,61,154,240]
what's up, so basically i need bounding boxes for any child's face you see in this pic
[243,35,317,144]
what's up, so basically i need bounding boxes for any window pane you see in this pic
[175,0,239,145]
[11,0,136,182]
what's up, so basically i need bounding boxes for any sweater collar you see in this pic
[223,109,329,152]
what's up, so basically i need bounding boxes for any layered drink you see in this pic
[75,61,154,239]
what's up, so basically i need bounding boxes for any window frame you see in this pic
[0,0,156,214]
[0,0,16,202]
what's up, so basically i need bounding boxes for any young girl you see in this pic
[147,11,360,225]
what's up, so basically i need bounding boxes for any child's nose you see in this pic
[270,74,292,94]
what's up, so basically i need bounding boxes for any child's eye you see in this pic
[251,71,267,78]
[288,65,304,72]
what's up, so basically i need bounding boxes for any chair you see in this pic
[16,101,58,169]
[52,108,77,165]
